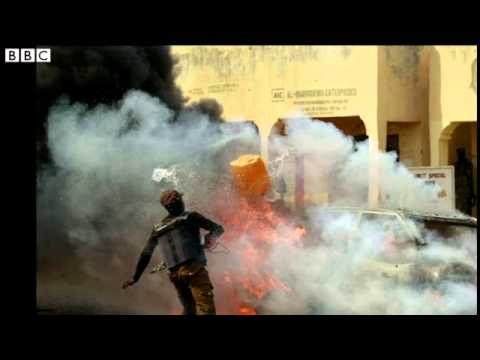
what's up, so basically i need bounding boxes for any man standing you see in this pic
[454,148,476,215]
[122,189,224,315]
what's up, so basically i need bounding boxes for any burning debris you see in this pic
[230,154,272,197]
[204,156,307,314]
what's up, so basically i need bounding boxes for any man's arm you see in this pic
[190,212,224,246]
[122,230,158,289]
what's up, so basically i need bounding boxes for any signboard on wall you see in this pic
[408,166,456,209]
[284,87,358,117]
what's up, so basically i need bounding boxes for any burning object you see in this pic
[230,154,272,197]
[211,155,308,314]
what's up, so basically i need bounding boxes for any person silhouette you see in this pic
[454,148,476,215]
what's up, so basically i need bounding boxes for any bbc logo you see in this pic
[5,48,51,63]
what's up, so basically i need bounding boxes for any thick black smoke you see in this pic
[36,46,224,166]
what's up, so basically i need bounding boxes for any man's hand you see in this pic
[122,279,136,290]
[204,233,216,249]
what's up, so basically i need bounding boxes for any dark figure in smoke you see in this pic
[122,190,224,315]
[454,148,476,215]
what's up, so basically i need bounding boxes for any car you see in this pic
[306,206,477,289]
[224,205,476,314]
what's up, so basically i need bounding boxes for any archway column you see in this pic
[438,133,452,166]
[431,122,459,166]
[472,127,477,217]
[364,114,385,208]
[257,120,278,163]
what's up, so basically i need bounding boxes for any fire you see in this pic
[214,195,305,315]
[294,226,307,239]
[238,306,257,315]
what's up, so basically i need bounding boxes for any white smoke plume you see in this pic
[280,116,450,212]
[249,115,477,315]
[152,166,179,186]
[37,90,259,314]
[261,210,476,315]
[37,99,476,315]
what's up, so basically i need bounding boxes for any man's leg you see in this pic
[169,272,196,315]
[189,266,216,315]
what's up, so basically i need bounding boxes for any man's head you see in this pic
[457,147,467,161]
[160,189,185,215]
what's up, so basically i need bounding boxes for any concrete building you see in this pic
[171,46,477,215]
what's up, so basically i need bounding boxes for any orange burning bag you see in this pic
[230,154,272,197]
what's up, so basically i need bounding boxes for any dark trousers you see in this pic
[169,260,216,315]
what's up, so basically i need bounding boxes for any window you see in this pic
[359,212,416,263]
[386,134,400,162]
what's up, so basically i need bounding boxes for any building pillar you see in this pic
[430,122,453,166]
[471,125,477,217]
[257,121,274,163]
[438,134,451,166]
[365,116,385,208]
[368,137,380,208]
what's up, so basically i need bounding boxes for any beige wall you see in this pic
[173,45,476,167]
[387,122,423,166]
[172,45,477,213]
[173,46,379,160]
[173,46,434,166]
[378,47,430,124]
[429,46,477,166]
[378,46,431,165]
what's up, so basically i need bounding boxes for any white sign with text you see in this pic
[408,166,456,209]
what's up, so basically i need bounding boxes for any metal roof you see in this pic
[310,205,477,226]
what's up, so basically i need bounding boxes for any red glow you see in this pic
[238,306,257,315]
[213,196,305,315]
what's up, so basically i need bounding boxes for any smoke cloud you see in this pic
[261,210,476,314]
[36,49,476,315]
[36,90,258,314]
[245,116,477,315]
[37,100,476,315]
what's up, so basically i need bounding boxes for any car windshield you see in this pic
[357,212,417,263]
[308,208,358,248]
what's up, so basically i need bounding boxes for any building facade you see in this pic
[171,46,477,216]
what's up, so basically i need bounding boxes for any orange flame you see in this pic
[238,306,257,315]
[214,196,306,314]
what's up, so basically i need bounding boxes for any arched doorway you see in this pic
[312,116,368,144]
[267,116,368,212]
[439,122,477,216]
